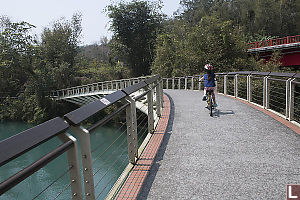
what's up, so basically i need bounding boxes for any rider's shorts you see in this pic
[205,87,215,91]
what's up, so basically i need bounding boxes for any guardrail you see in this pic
[163,72,300,126]
[51,76,152,99]
[0,75,163,200]
[247,35,300,49]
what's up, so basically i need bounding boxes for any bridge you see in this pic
[1,71,300,199]
[248,35,300,68]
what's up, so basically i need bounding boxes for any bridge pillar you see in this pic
[71,126,96,200]
[124,96,138,164]
[224,75,228,95]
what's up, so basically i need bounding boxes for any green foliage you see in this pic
[152,0,300,77]
[0,14,83,123]
[152,15,249,76]
[106,0,164,77]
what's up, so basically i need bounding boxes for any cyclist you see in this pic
[199,64,218,108]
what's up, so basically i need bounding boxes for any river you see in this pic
[0,121,143,200]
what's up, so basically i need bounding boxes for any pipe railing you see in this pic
[0,74,164,200]
[163,72,300,126]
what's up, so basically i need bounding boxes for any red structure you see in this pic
[247,35,300,68]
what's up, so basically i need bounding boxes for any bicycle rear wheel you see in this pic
[209,95,213,117]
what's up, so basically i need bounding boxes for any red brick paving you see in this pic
[115,94,171,200]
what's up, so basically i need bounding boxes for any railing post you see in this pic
[185,77,187,90]
[58,133,83,200]
[198,76,201,91]
[71,126,95,200]
[156,82,161,117]
[191,77,194,90]
[234,74,239,98]
[264,76,270,109]
[147,88,154,133]
[166,78,169,89]
[289,79,295,121]
[286,78,292,119]
[124,96,138,164]
[160,79,164,108]
[247,75,253,102]
[215,76,218,93]
[178,78,181,89]
[224,75,228,95]
[172,77,175,89]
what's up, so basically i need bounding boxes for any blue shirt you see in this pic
[204,73,216,87]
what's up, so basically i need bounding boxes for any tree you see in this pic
[106,0,164,77]
[0,18,36,98]
[37,13,82,90]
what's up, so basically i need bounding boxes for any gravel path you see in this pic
[138,89,300,200]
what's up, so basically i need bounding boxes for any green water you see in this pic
[0,121,132,200]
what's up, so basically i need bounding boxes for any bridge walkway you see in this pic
[138,89,300,199]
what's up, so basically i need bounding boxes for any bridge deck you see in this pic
[138,89,300,199]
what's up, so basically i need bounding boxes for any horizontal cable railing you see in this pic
[1,74,164,200]
[163,71,300,126]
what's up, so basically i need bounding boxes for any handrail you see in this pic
[0,140,74,195]
[163,71,300,126]
[0,74,163,199]
[0,117,69,167]
[64,90,127,126]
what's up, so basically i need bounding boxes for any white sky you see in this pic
[0,0,181,45]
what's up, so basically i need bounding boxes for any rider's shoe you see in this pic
[214,103,218,108]
[202,95,207,101]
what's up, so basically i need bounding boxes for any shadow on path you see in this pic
[137,93,175,200]
[213,109,235,118]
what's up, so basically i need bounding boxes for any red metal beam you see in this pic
[248,35,300,49]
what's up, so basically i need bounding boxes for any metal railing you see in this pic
[51,76,152,100]
[0,75,164,200]
[248,35,300,49]
[163,72,300,126]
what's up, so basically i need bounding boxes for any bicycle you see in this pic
[206,90,214,117]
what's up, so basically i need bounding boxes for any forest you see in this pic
[0,0,299,123]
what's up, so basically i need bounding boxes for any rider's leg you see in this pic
[202,88,207,101]
[212,91,218,107]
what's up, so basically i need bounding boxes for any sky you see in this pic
[0,0,181,45]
